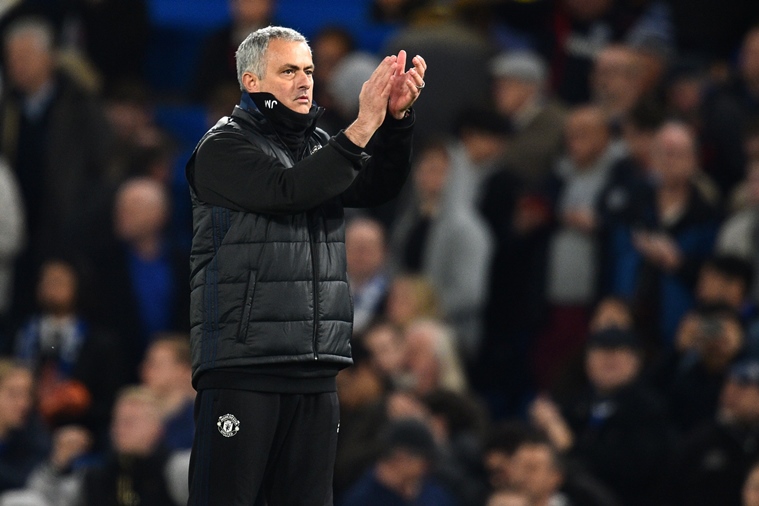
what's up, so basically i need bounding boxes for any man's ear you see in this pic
[241,72,259,93]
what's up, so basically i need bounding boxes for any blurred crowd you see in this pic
[1,0,759,504]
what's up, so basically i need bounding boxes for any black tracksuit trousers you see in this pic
[188,389,340,505]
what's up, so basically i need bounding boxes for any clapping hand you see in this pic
[387,50,427,120]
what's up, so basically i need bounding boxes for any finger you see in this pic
[396,50,407,76]
[408,68,424,88]
[382,73,396,98]
[412,55,427,78]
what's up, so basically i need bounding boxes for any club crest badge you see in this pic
[217,414,240,437]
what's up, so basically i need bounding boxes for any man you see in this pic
[671,359,759,506]
[345,216,390,337]
[530,328,671,505]
[339,418,456,506]
[185,26,425,505]
[489,50,566,186]
[140,334,195,451]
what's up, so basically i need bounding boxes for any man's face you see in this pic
[585,347,640,393]
[719,378,759,423]
[4,31,54,94]
[249,38,314,113]
[510,444,563,502]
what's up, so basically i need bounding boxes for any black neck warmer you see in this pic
[247,92,321,160]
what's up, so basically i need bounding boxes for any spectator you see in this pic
[139,335,194,451]
[482,420,533,493]
[346,217,391,337]
[311,26,355,115]
[0,360,49,494]
[509,434,620,506]
[670,358,759,506]
[550,0,672,105]
[610,121,721,345]
[190,0,276,103]
[589,45,647,124]
[23,387,189,506]
[530,328,671,505]
[0,157,24,343]
[339,417,457,506]
[658,303,746,434]
[390,138,494,358]
[92,178,190,376]
[0,16,112,315]
[422,389,490,506]
[489,50,567,186]
[666,58,747,196]
[693,255,754,317]
[333,339,387,499]
[401,318,468,396]
[14,259,127,448]
[363,321,407,387]
[535,105,626,389]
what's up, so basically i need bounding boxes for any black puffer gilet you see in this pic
[187,107,353,383]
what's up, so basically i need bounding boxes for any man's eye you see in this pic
[283,69,293,75]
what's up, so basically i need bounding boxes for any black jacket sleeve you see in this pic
[191,131,365,215]
[340,111,414,208]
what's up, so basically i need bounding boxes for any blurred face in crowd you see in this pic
[364,323,406,379]
[377,448,429,500]
[493,78,540,117]
[245,38,314,114]
[668,75,704,117]
[0,367,33,434]
[313,29,353,86]
[741,29,759,92]
[115,179,169,243]
[231,0,272,27]
[744,465,759,506]
[140,341,191,397]
[4,26,55,94]
[720,377,759,424]
[413,144,450,211]
[696,268,747,310]
[586,346,641,393]
[650,123,698,187]
[487,490,530,506]
[346,219,386,285]
[510,443,563,503]
[111,394,164,456]
[564,106,610,168]
[37,261,77,316]
[591,46,643,116]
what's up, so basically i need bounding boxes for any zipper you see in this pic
[308,211,320,360]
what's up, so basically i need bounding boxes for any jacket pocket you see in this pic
[236,271,257,343]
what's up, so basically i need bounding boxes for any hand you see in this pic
[562,208,597,234]
[387,51,427,120]
[51,425,92,470]
[529,396,574,451]
[344,55,398,147]
[633,231,682,271]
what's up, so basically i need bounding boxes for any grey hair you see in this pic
[235,26,309,90]
[4,17,55,52]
